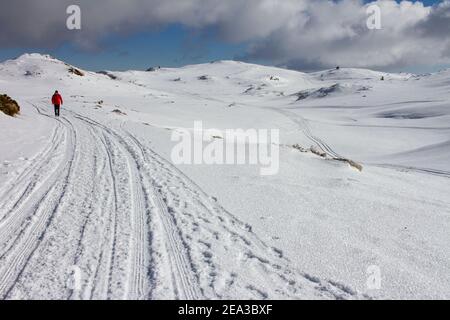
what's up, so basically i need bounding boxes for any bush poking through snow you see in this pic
[292,144,308,153]
[310,146,327,158]
[0,94,20,117]
[293,144,363,171]
[24,70,41,77]
[112,109,127,116]
[295,84,370,101]
[335,158,363,172]
[146,66,161,72]
[68,67,84,76]
[97,71,117,80]
[296,84,342,100]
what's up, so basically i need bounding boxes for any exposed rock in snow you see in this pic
[294,83,370,100]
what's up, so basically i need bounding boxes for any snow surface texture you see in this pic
[0,54,449,299]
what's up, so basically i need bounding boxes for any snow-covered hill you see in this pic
[0,54,449,299]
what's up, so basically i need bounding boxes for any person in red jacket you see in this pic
[51,90,63,117]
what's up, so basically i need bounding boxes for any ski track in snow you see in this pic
[271,107,343,159]
[0,103,366,300]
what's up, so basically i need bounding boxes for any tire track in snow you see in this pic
[104,131,150,300]
[124,130,202,299]
[92,131,121,299]
[0,116,75,254]
[0,122,61,219]
[0,129,65,251]
[70,113,200,299]
[68,113,152,300]
[0,106,123,299]
[373,163,450,179]
[66,125,116,300]
[0,106,64,223]
[0,115,78,299]
[0,107,147,300]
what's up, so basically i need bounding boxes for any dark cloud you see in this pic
[280,58,335,72]
[415,1,450,37]
[0,0,449,70]
[0,0,70,48]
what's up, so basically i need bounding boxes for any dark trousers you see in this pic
[54,104,60,116]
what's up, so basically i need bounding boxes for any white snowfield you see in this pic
[0,53,449,300]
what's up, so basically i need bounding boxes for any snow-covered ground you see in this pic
[0,53,449,299]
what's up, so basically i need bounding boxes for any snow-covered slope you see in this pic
[0,54,449,299]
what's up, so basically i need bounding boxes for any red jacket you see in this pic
[52,93,63,105]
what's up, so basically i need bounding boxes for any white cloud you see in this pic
[243,0,445,70]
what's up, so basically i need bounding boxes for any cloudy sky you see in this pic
[0,0,448,72]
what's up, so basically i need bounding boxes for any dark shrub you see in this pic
[0,94,20,117]
[68,67,85,76]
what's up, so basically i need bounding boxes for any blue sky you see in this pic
[0,0,446,72]
[0,24,249,71]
